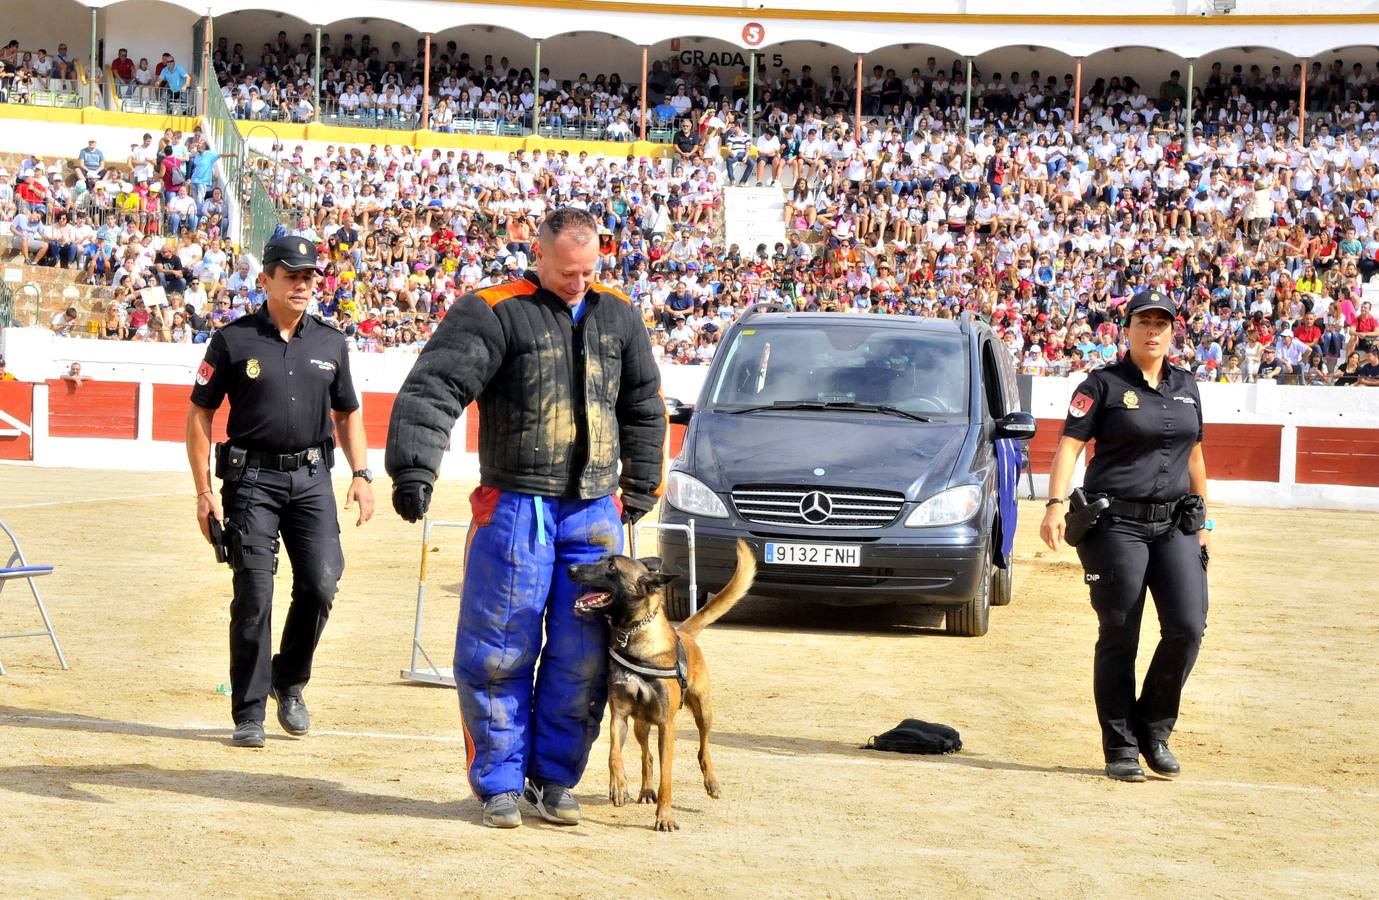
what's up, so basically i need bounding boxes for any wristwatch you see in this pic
[352,468,373,483]
[1045,498,1064,507]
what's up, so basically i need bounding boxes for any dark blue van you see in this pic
[658,307,1035,636]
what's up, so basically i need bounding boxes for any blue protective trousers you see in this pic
[454,486,622,799]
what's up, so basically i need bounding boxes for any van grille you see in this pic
[731,484,906,530]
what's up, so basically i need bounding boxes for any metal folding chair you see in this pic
[0,517,68,673]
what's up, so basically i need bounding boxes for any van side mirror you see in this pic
[666,397,694,425]
[993,411,1037,441]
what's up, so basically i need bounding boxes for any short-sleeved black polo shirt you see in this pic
[1062,357,1204,503]
[191,304,358,452]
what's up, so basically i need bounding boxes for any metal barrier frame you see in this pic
[401,515,698,688]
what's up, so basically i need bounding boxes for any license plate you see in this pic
[764,542,860,567]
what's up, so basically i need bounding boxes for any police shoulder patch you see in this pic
[195,359,214,386]
[1068,390,1094,418]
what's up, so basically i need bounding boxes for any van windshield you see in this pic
[707,324,970,417]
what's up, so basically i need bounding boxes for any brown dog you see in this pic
[570,539,755,831]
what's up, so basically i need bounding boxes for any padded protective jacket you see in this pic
[385,273,667,508]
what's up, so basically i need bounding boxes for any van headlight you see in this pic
[666,471,729,518]
[904,485,981,527]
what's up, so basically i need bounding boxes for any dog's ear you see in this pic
[638,570,677,591]
[636,555,665,572]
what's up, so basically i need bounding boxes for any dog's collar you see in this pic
[613,608,658,649]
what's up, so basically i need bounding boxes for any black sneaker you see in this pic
[232,721,265,748]
[1141,740,1181,777]
[1105,758,1146,782]
[272,687,309,736]
[483,791,522,829]
[524,779,580,825]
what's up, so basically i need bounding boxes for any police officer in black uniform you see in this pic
[1040,289,1212,783]
[186,235,375,748]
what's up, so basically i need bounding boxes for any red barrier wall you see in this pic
[1204,424,1282,481]
[46,380,138,439]
[1296,427,1379,487]
[0,381,34,460]
[1027,419,1065,473]
[362,392,395,450]
[464,403,479,453]
[150,383,229,443]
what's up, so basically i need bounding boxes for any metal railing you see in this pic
[245,150,312,226]
[204,71,275,253]
[0,76,82,108]
[322,110,423,131]
[116,85,193,117]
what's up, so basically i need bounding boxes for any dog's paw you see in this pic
[704,778,720,799]
[609,784,630,806]
[655,814,679,832]
[638,788,657,804]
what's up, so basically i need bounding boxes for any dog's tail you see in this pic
[679,539,756,637]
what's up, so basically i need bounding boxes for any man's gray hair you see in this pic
[537,206,599,244]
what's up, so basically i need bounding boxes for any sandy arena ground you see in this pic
[0,465,1376,897]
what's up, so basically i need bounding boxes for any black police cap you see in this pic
[262,235,320,271]
[1125,289,1177,319]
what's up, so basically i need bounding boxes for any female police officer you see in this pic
[1040,289,1212,783]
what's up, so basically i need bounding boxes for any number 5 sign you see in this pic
[742,22,765,47]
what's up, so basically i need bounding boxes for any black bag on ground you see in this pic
[864,719,962,754]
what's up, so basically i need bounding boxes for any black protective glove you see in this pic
[391,468,435,523]
[620,492,654,526]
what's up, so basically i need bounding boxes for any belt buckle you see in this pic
[306,447,323,466]
[279,453,298,471]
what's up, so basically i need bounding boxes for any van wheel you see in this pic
[947,547,992,637]
[664,583,696,622]
[991,557,1014,607]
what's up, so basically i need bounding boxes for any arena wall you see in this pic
[2,328,1376,510]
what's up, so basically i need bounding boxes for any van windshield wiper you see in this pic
[723,400,931,422]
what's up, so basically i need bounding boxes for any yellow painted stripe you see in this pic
[427,0,1379,27]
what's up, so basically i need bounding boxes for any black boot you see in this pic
[1105,758,1146,782]
[1141,740,1181,777]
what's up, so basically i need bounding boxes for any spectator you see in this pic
[59,361,90,387]
[77,140,106,180]
[1358,348,1379,386]
[10,208,50,264]
[159,54,190,100]
[110,48,135,97]
[50,307,79,336]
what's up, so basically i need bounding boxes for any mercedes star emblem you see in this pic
[799,491,832,524]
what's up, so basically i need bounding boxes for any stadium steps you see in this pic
[0,256,116,331]
[723,184,786,258]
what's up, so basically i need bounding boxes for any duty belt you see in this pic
[239,444,328,472]
[1106,498,1179,523]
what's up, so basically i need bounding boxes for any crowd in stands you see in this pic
[7,27,1379,386]
[0,39,81,102]
[1,128,232,283]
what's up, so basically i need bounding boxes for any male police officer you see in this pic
[385,207,666,828]
[186,235,374,748]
